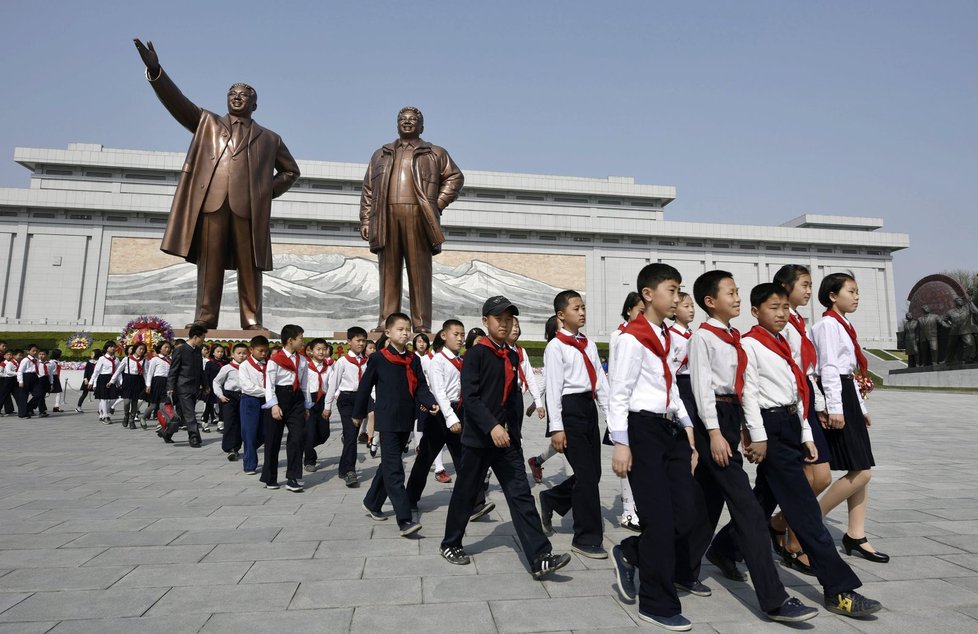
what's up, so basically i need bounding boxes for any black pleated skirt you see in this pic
[94,374,116,400]
[145,376,168,403]
[822,378,874,471]
[120,374,144,400]
[806,377,831,465]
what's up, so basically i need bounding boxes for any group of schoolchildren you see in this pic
[0,342,65,418]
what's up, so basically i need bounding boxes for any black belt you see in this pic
[715,394,740,404]
[840,374,854,380]
[761,403,798,416]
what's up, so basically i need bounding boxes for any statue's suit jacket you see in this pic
[148,67,299,271]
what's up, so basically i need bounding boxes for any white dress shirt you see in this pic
[543,328,610,433]
[3,360,17,378]
[212,362,240,400]
[784,308,827,412]
[417,352,433,382]
[688,317,765,441]
[607,323,627,377]
[305,359,332,403]
[111,356,144,387]
[608,317,692,445]
[325,352,368,409]
[429,349,463,428]
[668,322,693,376]
[237,356,267,399]
[741,329,813,444]
[263,350,311,410]
[143,356,171,387]
[91,355,116,380]
[512,344,544,409]
[812,315,868,416]
[16,356,43,383]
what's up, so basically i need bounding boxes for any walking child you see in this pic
[143,342,171,427]
[16,345,48,418]
[325,327,370,487]
[75,350,100,414]
[202,344,227,432]
[527,315,562,482]
[303,338,333,472]
[214,342,248,461]
[47,349,65,413]
[91,341,117,423]
[608,291,644,532]
[261,324,312,493]
[238,335,269,475]
[111,343,147,429]
[540,290,610,558]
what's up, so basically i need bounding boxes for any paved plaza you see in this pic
[1,389,977,633]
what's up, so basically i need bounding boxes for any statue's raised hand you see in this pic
[133,38,160,74]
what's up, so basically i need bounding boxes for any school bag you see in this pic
[156,401,178,436]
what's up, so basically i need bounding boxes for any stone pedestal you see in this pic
[174,328,278,341]
[887,363,978,388]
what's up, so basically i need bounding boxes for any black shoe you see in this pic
[675,579,712,597]
[362,502,386,521]
[769,524,787,557]
[825,590,882,618]
[227,452,238,462]
[38,412,49,418]
[766,597,818,622]
[572,543,608,559]
[303,463,317,473]
[781,549,816,576]
[532,552,571,579]
[539,492,554,535]
[441,545,471,565]
[612,545,636,604]
[842,534,890,563]
[264,482,280,490]
[109,407,115,415]
[188,435,202,448]
[286,479,304,493]
[344,472,359,488]
[706,545,747,582]
[398,520,422,537]
[468,501,496,522]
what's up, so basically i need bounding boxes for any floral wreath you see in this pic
[65,332,93,352]
[119,315,174,352]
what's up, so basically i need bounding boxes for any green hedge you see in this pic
[0,331,120,361]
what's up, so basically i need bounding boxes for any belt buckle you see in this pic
[785,403,798,415]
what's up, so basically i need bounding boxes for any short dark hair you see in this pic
[773,264,811,292]
[619,291,643,322]
[173,338,186,347]
[678,291,691,303]
[12,349,24,356]
[154,341,170,354]
[693,270,733,315]
[347,326,368,340]
[249,335,270,348]
[365,339,377,348]
[280,324,303,343]
[26,343,38,351]
[818,272,856,308]
[232,342,249,352]
[375,335,388,349]
[545,315,560,341]
[307,338,327,350]
[465,327,486,350]
[750,282,789,308]
[553,289,582,313]
[637,263,682,296]
[209,344,227,358]
[188,324,207,339]
[385,312,411,329]
[102,340,116,352]
[412,333,430,349]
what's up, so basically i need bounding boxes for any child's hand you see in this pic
[353,418,363,426]
[611,444,632,478]
[864,414,872,427]
[690,446,699,474]
[428,404,439,415]
[803,441,818,463]
[537,406,547,420]
[490,424,510,448]
[219,396,229,404]
[828,414,845,429]
[271,405,283,420]
[449,423,461,434]
[145,387,151,394]
[709,430,732,467]
[320,409,329,420]
[550,431,567,454]
[324,409,331,419]
[746,440,767,464]
[817,411,829,428]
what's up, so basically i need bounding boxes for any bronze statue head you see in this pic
[397,106,423,139]
[955,296,965,306]
[227,83,257,117]
[922,304,931,313]
[906,312,913,320]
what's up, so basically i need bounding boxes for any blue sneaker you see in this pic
[767,597,818,622]
[612,545,636,604]
[674,579,712,597]
[637,611,692,631]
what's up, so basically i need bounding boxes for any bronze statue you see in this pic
[134,39,299,330]
[903,312,920,368]
[941,296,978,364]
[917,305,942,366]
[359,107,463,333]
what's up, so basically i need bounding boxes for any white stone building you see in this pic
[0,143,909,344]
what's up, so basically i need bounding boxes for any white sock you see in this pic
[621,477,638,521]
[434,448,446,473]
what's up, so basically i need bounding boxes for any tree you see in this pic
[941,269,978,297]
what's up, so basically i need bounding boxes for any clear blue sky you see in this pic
[2,1,975,303]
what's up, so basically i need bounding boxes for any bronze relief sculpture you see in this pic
[359,108,464,333]
[134,39,299,330]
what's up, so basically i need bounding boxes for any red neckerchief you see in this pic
[554,331,597,398]
[823,310,868,377]
[346,352,367,381]
[744,326,811,418]
[440,350,463,405]
[788,311,818,375]
[698,322,747,400]
[381,346,417,397]
[129,355,143,375]
[479,337,515,405]
[617,322,627,334]
[106,354,117,373]
[513,345,529,391]
[269,349,301,391]
[326,357,335,368]
[309,360,329,401]
[230,361,240,370]
[624,317,673,406]
[669,324,692,371]
[426,351,434,359]
[54,363,61,378]
[247,355,267,387]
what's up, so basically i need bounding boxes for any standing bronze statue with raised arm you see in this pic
[359,108,463,333]
[133,39,299,330]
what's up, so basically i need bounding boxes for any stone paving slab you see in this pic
[0,390,976,632]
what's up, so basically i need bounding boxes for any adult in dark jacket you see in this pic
[134,39,300,330]
[164,325,207,447]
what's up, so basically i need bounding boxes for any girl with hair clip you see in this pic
[92,341,119,424]
[766,264,833,573]
[111,342,148,429]
[812,272,888,564]
[74,350,101,413]
[143,341,172,429]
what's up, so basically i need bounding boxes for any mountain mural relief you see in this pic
[105,240,584,335]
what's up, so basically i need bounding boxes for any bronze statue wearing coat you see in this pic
[359,107,463,333]
[134,39,299,330]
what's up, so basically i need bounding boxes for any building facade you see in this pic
[0,143,909,344]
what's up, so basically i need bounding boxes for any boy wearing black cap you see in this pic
[440,296,571,579]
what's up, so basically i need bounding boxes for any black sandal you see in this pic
[782,549,816,576]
